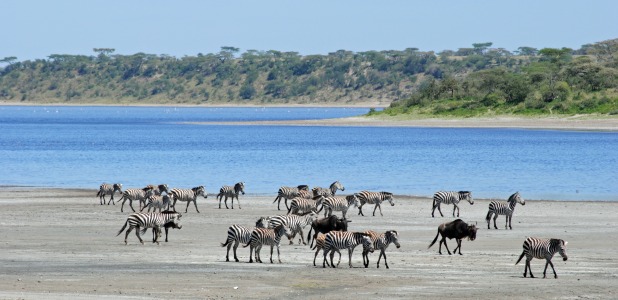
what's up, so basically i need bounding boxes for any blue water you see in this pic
[1,106,616,201]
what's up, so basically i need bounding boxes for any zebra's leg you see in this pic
[232,241,240,262]
[110,195,115,205]
[323,249,329,268]
[248,245,254,263]
[164,226,169,242]
[123,226,133,245]
[313,248,320,266]
[376,249,384,269]
[544,258,558,278]
[276,244,281,263]
[526,257,535,278]
[171,199,178,212]
[348,248,354,268]
[299,229,306,245]
[273,196,281,210]
[256,245,263,263]
[218,195,222,209]
[486,211,492,229]
[453,203,459,217]
[493,214,499,229]
[330,249,337,268]
[192,200,200,213]
[508,214,512,230]
[128,200,136,212]
[284,198,290,211]
[135,226,144,245]
[358,203,365,216]
[236,195,241,209]
[225,196,230,209]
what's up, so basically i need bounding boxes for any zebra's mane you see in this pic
[507,192,519,202]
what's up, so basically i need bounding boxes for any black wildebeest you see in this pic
[428,219,478,255]
[306,215,350,248]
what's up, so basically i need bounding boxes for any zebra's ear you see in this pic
[564,241,568,245]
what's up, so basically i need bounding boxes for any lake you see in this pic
[0,105,616,201]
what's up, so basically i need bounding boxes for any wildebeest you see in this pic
[428,219,478,255]
[306,215,351,248]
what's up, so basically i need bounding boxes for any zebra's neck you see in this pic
[509,200,517,211]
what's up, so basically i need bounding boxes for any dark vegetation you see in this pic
[1,40,617,116]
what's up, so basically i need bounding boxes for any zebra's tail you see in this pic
[428,230,440,249]
[485,209,492,222]
[116,219,129,236]
[431,197,436,210]
[515,250,526,265]
[307,227,314,246]
[242,241,251,248]
[96,190,102,197]
[272,195,279,204]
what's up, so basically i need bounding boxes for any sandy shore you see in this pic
[191,115,618,131]
[0,188,616,299]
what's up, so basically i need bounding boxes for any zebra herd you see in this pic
[102,181,568,277]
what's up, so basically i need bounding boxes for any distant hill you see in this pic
[1,40,617,115]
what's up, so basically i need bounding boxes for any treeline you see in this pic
[1,40,617,115]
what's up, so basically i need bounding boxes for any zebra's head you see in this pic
[194,186,207,198]
[461,191,473,205]
[386,230,401,249]
[509,192,524,205]
[331,181,345,194]
[556,239,568,261]
[235,182,245,195]
[158,184,170,195]
[384,192,395,206]
[255,216,268,228]
[113,183,123,193]
[347,194,360,208]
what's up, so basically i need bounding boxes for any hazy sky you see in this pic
[2,0,616,61]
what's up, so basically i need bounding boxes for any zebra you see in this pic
[220,217,268,262]
[362,230,401,269]
[242,225,290,263]
[287,196,322,215]
[116,211,182,245]
[312,233,340,267]
[311,181,345,198]
[273,185,309,211]
[431,191,474,218]
[117,186,155,213]
[515,237,568,279]
[268,213,317,245]
[170,186,207,213]
[217,182,245,209]
[141,194,172,213]
[317,194,360,219]
[322,231,374,268]
[146,184,170,196]
[356,191,395,217]
[486,192,525,229]
[96,183,122,205]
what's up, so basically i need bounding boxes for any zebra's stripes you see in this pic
[273,185,309,211]
[431,191,474,218]
[318,194,360,219]
[268,213,317,245]
[217,182,245,209]
[311,181,345,198]
[96,183,122,205]
[362,230,401,269]
[117,186,155,213]
[116,211,182,245]
[312,233,340,267]
[141,195,172,213]
[515,237,568,278]
[297,189,313,199]
[170,186,207,213]
[356,191,395,217]
[486,192,525,229]
[287,196,322,215]
[322,231,374,268]
[220,217,267,262]
[242,225,289,263]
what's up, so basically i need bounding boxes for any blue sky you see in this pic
[2,0,616,62]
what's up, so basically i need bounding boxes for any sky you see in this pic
[2,0,617,62]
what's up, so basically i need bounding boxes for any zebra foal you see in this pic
[170,186,207,213]
[220,217,267,262]
[242,225,290,263]
[486,192,525,229]
[311,181,345,198]
[515,237,568,279]
[356,191,395,217]
[217,182,245,209]
[116,211,182,245]
[96,183,122,205]
[431,191,473,218]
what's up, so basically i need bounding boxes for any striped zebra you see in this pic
[170,186,207,213]
[362,230,401,269]
[515,237,568,279]
[287,196,322,215]
[242,225,290,263]
[317,194,360,219]
[141,195,172,213]
[273,185,309,211]
[486,192,525,229]
[312,233,340,267]
[431,191,474,218]
[217,182,245,209]
[268,213,317,245]
[297,189,313,199]
[356,191,395,217]
[117,186,155,213]
[116,211,182,245]
[311,181,345,198]
[322,231,374,268]
[220,217,268,262]
[96,183,122,205]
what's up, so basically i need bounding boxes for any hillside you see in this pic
[1,40,617,115]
